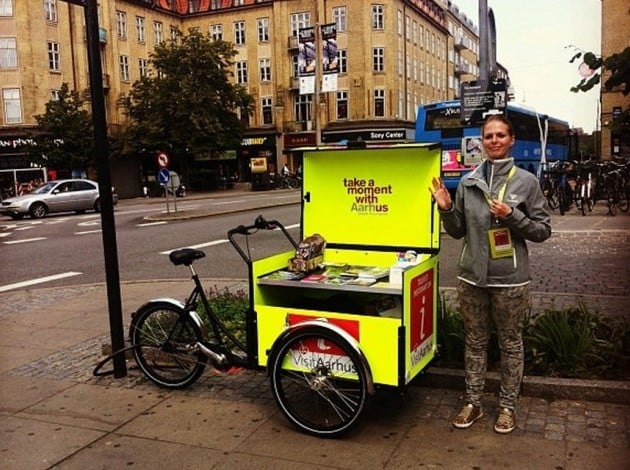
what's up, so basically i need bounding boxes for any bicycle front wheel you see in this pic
[130,302,206,389]
[269,326,368,437]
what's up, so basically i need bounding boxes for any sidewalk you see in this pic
[1,190,629,469]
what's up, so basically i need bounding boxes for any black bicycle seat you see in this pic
[169,248,206,266]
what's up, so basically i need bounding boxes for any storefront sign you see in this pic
[284,133,316,148]
[321,129,409,143]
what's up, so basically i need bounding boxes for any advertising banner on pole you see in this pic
[298,26,316,95]
[321,23,338,93]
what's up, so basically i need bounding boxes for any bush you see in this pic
[197,286,248,347]
[435,297,630,380]
[524,303,629,379]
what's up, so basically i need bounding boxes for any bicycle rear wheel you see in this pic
[130,302,206,389]
[269,326,368,437]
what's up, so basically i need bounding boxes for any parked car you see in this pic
[0,179,118,220]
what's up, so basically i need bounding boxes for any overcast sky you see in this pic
[453,0,601,132]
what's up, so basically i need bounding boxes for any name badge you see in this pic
[488,228,513,259]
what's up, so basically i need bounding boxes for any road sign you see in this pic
[158,168,170,185]
[157,152,169,168]
[460,78,507,125]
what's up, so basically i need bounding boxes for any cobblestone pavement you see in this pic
[7,331,629,449]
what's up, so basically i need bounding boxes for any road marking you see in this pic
[282,223,300,230]
[15,226,35,231]
[0,271,82,293]
[77,220,101,226]
[75,229,102,235]
[212,199,246,205]
[137,221,168,227]
[0,232,11,238]
[4,237,46,244]
[159,239,229,255]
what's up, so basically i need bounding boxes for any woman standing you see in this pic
[429,115,551,434]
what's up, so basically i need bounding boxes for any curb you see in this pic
[141,200,300,222]
[416,367,630,405]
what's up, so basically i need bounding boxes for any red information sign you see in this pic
[409,268,434,365]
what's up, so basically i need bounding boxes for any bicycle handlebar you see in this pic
[228,215,299,264]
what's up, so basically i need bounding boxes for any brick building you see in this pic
[600,0,630,159]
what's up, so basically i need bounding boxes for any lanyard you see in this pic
[484,166,516,206]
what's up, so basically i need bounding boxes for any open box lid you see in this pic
[301,143,441,253]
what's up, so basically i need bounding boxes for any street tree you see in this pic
[122,29,253,172]
[29,83,94,172]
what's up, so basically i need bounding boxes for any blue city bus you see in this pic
[415,100,571,193]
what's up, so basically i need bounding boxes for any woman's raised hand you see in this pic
[429,177,452,211]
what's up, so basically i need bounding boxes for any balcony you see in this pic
[454,35,467,50]
[454,63,467,76]
[289,76,300,90]
[102,73,110,90]
[288,35,298,50]
[284,120,313,132]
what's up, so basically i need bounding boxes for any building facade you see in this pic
[0,0,479,194]
[600,0,630,159]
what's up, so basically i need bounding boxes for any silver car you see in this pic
[0,179,118,219]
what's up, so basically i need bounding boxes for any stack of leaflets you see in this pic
[340,265,390,281]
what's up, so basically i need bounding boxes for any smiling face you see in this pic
[482,119,515,160]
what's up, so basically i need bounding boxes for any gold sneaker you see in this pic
[452,404,483,429]
[494,408,517,434]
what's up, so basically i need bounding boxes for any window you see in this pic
[336,90,348,119]
[294,94,312,122]
[44,0,57,23]
[0,37,17,69]
[292,54,299,77]
[261,97,273,124]
[0,0,12,16]
[3,88,22,123]
[116,11,127,39]
[210,24,222,41]
[138,58,148,78]
[374,88,385,117]
[170,26,179,40]
[397,10,402,35]
[47,41,60,71]
[257,17,269,42]
[154,21,163,44]
[372,4,384,30]
[236,61,247,84]
[136,16,145,43]
[119,55,130,81]
[290,12,310,37]
[397,50,402,76]
[373,47,384,72]
[332,6,346,32]
[259,58,271,82]
[337,49,347,74]
[234,21,245,45]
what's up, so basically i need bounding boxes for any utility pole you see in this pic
[478,0,489,82]
[62,0,126,377]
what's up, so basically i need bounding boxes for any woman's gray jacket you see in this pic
[439,157,551,288]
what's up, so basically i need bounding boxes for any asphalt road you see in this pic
[1,191,629,306]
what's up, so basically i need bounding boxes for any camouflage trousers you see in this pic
[457,280,531,410]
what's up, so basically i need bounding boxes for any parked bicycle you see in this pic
[127,215,375,437]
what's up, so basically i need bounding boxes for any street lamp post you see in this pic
[62,0,126,377]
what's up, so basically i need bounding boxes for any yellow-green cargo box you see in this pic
[251,143,441,388]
